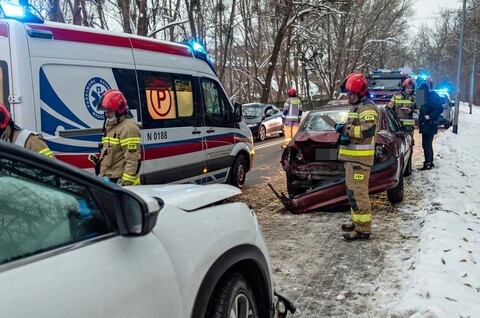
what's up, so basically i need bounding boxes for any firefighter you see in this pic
[0,103,54,158]
[335,73,379,241]
[91,89,141,185]
[282,88,303,148]
[388,78,417,140]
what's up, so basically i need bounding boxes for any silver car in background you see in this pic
[434,89,455,128]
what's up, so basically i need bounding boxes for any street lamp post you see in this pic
[469,1,479,114]
[453,0,467,134]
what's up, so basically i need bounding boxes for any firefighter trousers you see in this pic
[345,161,372,233]
[283,122,299,146]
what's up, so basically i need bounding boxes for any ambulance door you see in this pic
[200,77,237,184]
[136,70,206,184]
[0,22,11,112]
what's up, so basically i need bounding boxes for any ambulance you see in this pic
[0,1,254,187]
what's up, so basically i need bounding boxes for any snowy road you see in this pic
[235,129,437,317]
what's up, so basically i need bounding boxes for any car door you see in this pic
[201,77,237,182]
[271,105,284,132]
[137,70,206,185]
[0,154,183,317]
[263,105,276,135]
[384,107,411,163]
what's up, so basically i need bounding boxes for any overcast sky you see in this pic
[411,0,464,23]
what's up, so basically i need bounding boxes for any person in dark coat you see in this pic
[417,83,443,170]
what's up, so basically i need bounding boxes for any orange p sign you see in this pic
[147,79,176,119]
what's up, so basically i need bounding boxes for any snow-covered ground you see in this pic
[386,102,480,317]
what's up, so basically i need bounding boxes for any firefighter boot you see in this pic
[343,230,370,242]
[419,162,435,171]
[341,222,355,232]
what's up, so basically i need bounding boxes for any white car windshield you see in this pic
[303,110,349,132]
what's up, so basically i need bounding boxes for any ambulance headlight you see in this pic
[0,1,44,23]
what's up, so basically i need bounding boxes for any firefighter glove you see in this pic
[335,123,345,134]
[340,135,350,145]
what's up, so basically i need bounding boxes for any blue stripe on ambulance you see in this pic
[40,68,89,132]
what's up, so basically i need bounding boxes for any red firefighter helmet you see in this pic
[402,78,415,89]
[288,88,297,97]
[340,73,368,96]
[97,89,128,115]
[0,103,10,130]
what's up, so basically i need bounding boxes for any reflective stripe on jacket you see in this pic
[1,126,55,158]
[99,116,141,184]
[283,97,303,122]
[390,93,418,124]
[338,97,379,166]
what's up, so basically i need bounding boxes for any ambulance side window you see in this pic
[138,71,196,129]
[202,78,233,127]
[113,69,139,114]
[0,61,8,109]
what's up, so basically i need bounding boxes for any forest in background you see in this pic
[19,0,480,104]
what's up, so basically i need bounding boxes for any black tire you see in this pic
[279,124,285,136]
[387,173,404,203]
[404,153,412,177]
[208,272,259,318]
[258,125,266,141]
[229,155,247,189]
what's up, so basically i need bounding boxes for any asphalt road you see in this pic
[236,130,432,317]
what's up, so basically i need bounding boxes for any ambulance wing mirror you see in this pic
[234,102,243,122]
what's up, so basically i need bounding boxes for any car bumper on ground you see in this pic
[270,157,398,213]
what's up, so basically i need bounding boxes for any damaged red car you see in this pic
[270,100,413,214]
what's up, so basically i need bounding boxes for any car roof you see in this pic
[309,100,386,113]
[242,102,275,107]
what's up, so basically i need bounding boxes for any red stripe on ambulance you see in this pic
[0,23,8,38]
[26,24,192,57]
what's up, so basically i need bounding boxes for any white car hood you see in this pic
[124,184,241,211]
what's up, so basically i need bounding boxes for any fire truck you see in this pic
[367,69,410,104]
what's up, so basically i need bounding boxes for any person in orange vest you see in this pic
[281,88,303,148]
[336,73,379,241]
[0,103,54,158]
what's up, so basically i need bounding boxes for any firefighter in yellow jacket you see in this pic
[388,78,417,140]
[93,89,141,186]
[336,73,379,241]
[0,103,55,158]
[281,88,303,148]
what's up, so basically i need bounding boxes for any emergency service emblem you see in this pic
[84,77,112,120]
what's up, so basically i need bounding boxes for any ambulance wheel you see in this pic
[229,155,246,189]
[258,125,267,141]
[208,272,258,318]
[387,173,404,203]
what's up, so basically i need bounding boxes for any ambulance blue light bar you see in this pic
[0,1,43,23]
[372,69,402,74]
[181,38,217,75]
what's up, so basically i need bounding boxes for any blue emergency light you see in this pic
[0,1,43,23]
[181,38,217,75]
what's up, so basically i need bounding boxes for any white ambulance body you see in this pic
[0,4,254,187]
